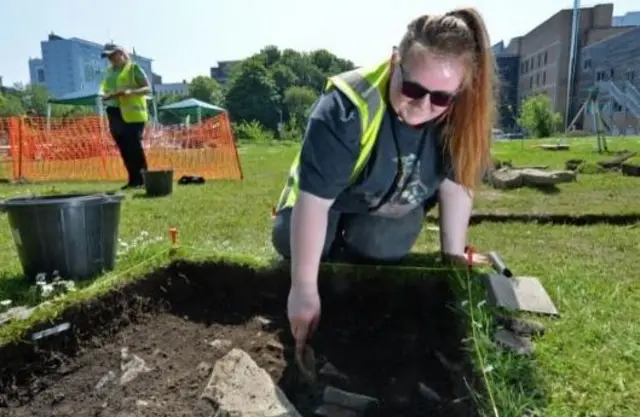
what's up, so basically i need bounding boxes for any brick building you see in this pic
[493,3,639,132]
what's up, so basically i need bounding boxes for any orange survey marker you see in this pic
[464,245,475,272]
[168,227,179,255]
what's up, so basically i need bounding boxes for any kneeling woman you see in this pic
[272,9,496,346]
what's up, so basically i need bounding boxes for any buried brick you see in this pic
[417,382,443,403]
[322,386,379,412]
[314,403,361,417]
[319,361,350,384]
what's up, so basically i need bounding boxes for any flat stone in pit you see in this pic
[201,347,302,417]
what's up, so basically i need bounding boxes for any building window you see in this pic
[542,71,546,84]
[629,71,635,81]
[544,51,548,65]
[529,77,533,88]
[610,68,615,79]
[537,55,541,67]
[596,70,606,81]
[37,69,45,83]
[536,73,540,85]
[583,59,592,70]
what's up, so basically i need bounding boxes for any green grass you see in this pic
[476,137,640,215]
[1,136,639,417]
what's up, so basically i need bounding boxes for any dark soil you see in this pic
[0,261,480,417]
[621,163,640,177]
[426,212,640,226]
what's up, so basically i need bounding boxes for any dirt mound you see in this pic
[0,261,481,417]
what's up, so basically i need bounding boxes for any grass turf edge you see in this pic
[0,248,543,417]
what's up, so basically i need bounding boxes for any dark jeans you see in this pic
[272,193,439,263]
[106,106,148,186]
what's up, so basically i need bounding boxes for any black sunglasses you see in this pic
[398,63,456,107]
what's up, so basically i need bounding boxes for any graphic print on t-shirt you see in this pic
[369,152,430,218]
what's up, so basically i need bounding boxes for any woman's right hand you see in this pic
[287,282,321,348]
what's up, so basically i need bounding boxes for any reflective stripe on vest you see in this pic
[275,60,391,211]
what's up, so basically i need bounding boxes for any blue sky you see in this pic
[0,0,637,86]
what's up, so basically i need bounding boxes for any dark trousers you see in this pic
[271,193,439,263]
[106,106,148,186]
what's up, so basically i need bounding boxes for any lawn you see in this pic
[0,135,639,417]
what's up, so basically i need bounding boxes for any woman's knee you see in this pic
[271,210,292,258]
[342,208,425,262]
[270,207,339,260]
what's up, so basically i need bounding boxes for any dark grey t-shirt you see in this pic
[298,89,455,218]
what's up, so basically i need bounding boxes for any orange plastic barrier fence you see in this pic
[0,113,243,182]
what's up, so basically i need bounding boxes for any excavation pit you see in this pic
[0,260,480,417]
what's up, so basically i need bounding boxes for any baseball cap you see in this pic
[100,43,124,58]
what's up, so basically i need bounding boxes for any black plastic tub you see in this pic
[621,163,640,177]
[142,169,174,197]
[0,192,125,281]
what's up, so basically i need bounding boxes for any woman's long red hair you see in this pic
[400,8,498,191]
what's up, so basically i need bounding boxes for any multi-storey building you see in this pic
[576,26,640,133]
[210,60,241,85]
[493,3,640,133]
[28,33,153,97]
[154,82,189,97]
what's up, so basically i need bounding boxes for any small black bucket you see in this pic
[0,192,125,281]
[142,169,174,197]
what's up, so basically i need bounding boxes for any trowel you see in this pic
[484,251,559,316]
[295,343,317,384]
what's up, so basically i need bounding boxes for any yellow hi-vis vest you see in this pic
[100,62,149,123]
[275,60,391,212]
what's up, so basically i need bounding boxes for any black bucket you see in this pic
[0,192,125,281]
[142,169,174,197]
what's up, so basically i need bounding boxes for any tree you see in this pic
[224,57,281,130]
[258,45,282,68]
[0,84,95,117]
[222,45,355,134]
[517,94,562,138]
[188,76,224,106]
[0,90,24,116]
[270,63,299,98]
[283,86,318,131]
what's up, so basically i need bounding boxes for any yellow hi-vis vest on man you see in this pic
[275,59,391,212]
[100,62,149,124]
